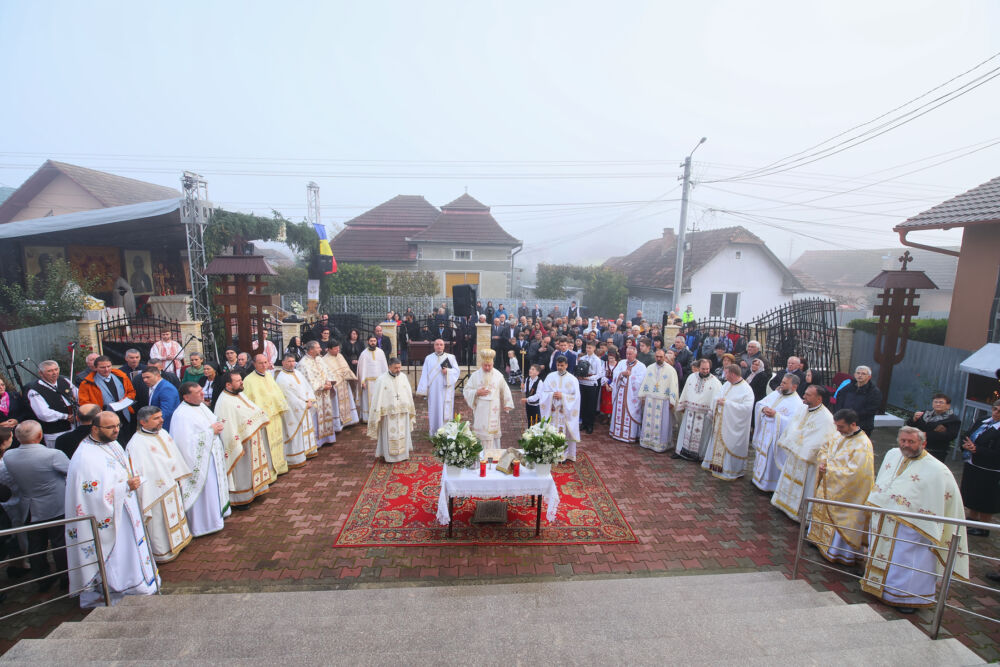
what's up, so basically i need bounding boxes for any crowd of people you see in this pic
[0,304,997,615]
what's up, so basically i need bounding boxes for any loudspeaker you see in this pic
[452,284,476,317]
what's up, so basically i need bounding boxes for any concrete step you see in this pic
[801,640,984,666]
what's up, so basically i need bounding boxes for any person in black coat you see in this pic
[521,364,544,425]
[0,376,30,428]
[960,400,1000,536]
[768,356,807,397]
[54,404,101,459]
[835,366,882,435]
[905,393,962,462]
[343,330,365,377]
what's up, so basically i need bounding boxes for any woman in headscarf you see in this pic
[284,335,305,362]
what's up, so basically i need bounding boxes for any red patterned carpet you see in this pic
[334,452,637,547]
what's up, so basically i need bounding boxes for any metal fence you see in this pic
[850,330,972,416]
[96,315,181,366]
[0,319,77,389]
[319,295,583,320]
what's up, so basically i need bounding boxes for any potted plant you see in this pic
[517,418,567,476]
[430,416,483,476]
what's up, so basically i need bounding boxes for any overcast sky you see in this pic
[1,1,997,270]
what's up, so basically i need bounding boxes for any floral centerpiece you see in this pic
[431,416,483,471]
[517,418,567,474]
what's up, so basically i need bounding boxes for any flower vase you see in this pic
[446,465,463,477]
[534,463,552,477]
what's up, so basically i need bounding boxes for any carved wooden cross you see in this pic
[213,274,271,354]
[897,250,913,270]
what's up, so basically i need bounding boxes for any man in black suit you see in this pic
[54,404,101,459]
[768,356,807,396]
[530,303,543,321]
[122,349,146,377]
[567,301,579,320]
[490,317,510,371]
[517,301,529,319]
[374,324,393,357]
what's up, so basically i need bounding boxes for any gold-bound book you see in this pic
[495,448,521,475]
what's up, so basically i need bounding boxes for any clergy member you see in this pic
[169,382,230,537]
[214,371,272,508]
[366,358,416,463]
[610,345,645,443]
[275,353,318,467]
[674,359,722,462]
[322,341,359,431]
[299,340,338,444]
[702,364,755,481]
[861,426,968,613]
[356,335,389,422]
[540,354,581,461]
[149,329,184,377]
[242,354,290,477]
[416,338,460,435]
[806,409,875,566]
[125,406,193,563]
[751,373,805,492]
[637,348,679,453]
[463,349,514,448]
[771,385,837,521]
[65,411,158,607]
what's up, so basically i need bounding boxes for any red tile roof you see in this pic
[0,160,181,224]
[604,226,802,292]
[409,194,520,245]
[895,175,1000,231]
[330,195,438,262]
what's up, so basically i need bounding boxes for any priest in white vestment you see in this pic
[214,371,272,507]
[149,330,184,376]
[674,359,722,462]
[356,335,389,422]
[169,383,230,537]
[610,346,645,443]
[125,406,193,563]
[751,374,805,492]
[65,412,159,608]
[861,427,968,611]
[463,349,514,448]
[299,341,339,445]
[807,409,875,565]
[275,354,318,467]
[242,355,290,477]
[540,355,581,461]
[771,385,837,521]
[366,358,416,463]
[322,341,359,431]
[702,364,755,481]
[637,349,680,453]
[416,338,459,436]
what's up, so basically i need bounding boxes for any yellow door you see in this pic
[445,272,479,295]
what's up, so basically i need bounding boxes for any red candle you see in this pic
[513,460,520,477]
[480,459,487,477]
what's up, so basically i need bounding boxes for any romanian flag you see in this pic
[314,223,337,274]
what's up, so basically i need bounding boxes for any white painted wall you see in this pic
[683,244,790,321]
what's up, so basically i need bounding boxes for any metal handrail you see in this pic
[791,494,999,640]
[0,515,111,615]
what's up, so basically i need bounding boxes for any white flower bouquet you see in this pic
[431,416,483,468]
[517,417,567,465]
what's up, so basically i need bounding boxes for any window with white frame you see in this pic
[709,292,740,318]
[453,249,472,260]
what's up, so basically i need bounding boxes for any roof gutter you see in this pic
[897,229,961,258]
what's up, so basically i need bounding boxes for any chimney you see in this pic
[661,228,676,256]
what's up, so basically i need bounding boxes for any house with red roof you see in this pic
[330,193,522,298]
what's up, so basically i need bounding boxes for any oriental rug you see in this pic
[333,452,636,547]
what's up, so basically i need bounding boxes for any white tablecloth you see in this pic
[148,295,192,321]
[436,464,560,525]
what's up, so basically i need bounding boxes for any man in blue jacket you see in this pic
[140,366,180,430]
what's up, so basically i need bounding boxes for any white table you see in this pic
[148,295,192,321]
[436,463,560,536]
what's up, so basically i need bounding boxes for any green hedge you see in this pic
[847,318,948,345]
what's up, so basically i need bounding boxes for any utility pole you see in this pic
[306,181,321,226]
[673,137,706,312]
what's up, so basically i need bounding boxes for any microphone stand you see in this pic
[165,335,200,376]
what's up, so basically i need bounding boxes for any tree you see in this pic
[534,263,628,316]
[324,264,387,295]
[0,259,101,328]
[535,264,569,299]
[266,265,308,296]
[387,270,438,296]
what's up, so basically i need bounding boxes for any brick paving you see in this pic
[3,389,998,659]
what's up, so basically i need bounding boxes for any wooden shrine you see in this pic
[203,254,277,355]
[865,251,938,411]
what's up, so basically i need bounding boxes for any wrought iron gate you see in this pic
[748,299,841,384]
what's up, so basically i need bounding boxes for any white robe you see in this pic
[150,340,184,376]
[702,379,755,481]
[771,404,836,521]
[462,368,514,448]
[214,390,272,506]
[168,401,231,537]
[298,353,338,445]
[125,429,193,563]
[356,347,389,422]
[675,373,722,459]
[751,391,804,492]
[539,370,581,460]
[416,351,459,436]
[610,360,645,443]
[252,339,278,367]
[638,362,679,453]
[275,368,319,467]
[65,437,159,608]
[366,372,416,463]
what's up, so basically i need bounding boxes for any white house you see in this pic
[604,226,804,322]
